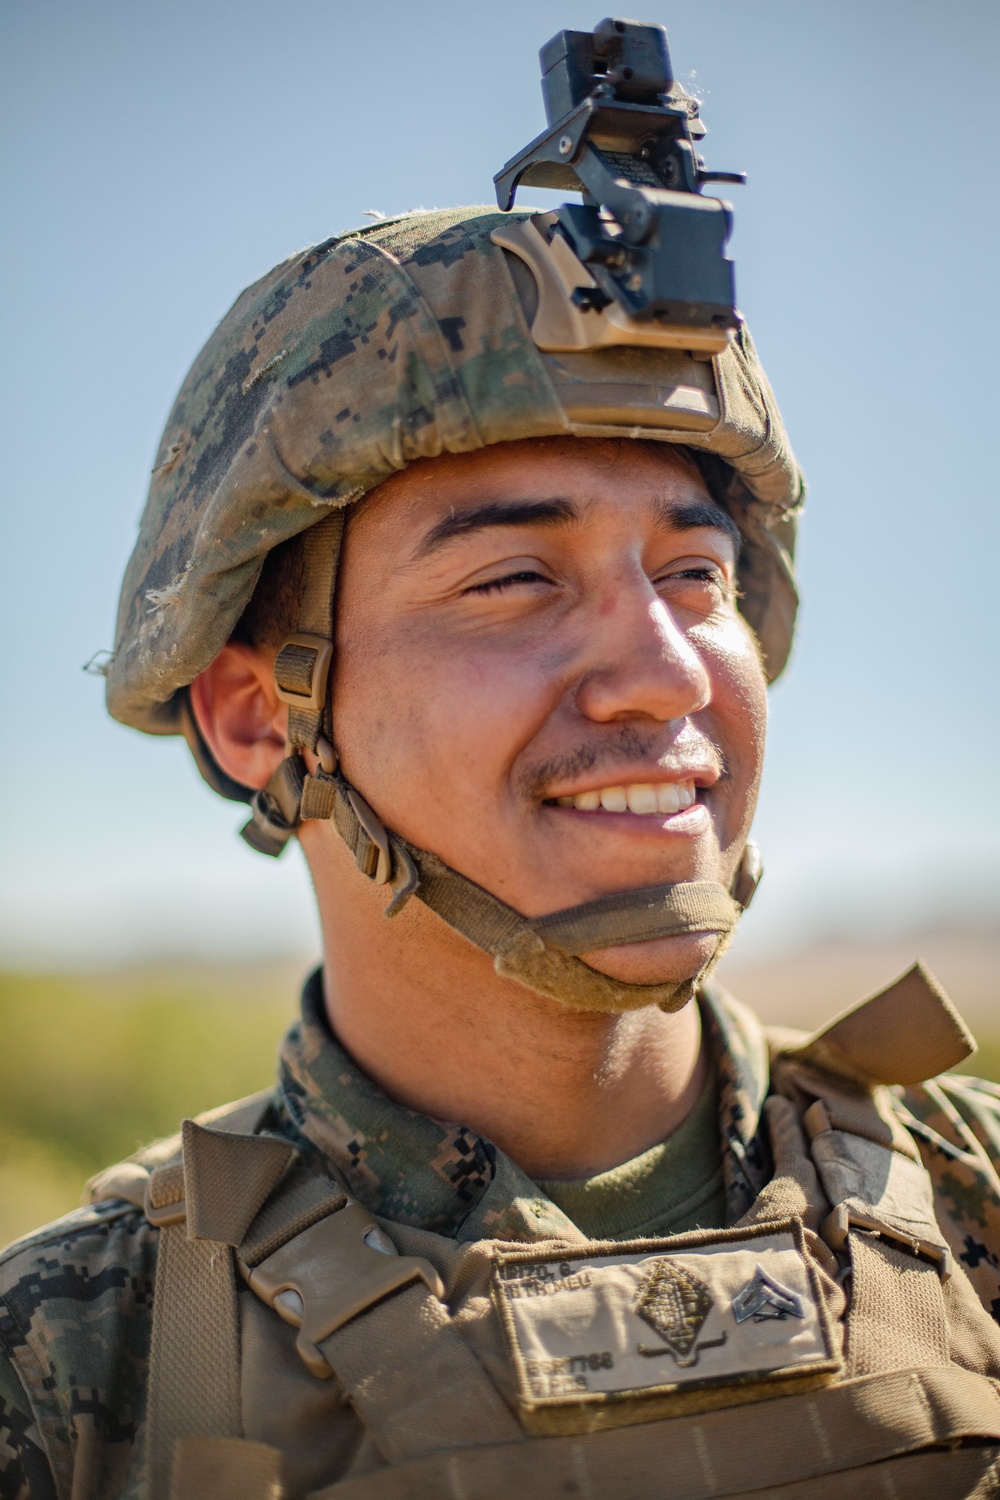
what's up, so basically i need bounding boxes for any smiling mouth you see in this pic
[548,781,698,816]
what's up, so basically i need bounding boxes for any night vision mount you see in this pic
[493,18,745,354]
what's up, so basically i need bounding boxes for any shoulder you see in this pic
[1,1198,158,1499]
[0,1089,278,1497]
[893,1072,1000,1318]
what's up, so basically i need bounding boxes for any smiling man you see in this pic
[3,103,1000,1500]
[192,436,761,1189]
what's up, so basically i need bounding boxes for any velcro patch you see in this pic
[493,1219,839,1434]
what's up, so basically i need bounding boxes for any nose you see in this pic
[573,578,711,726]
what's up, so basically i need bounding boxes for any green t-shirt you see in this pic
[534,1066,725,1241]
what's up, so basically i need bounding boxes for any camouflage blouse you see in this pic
[2,973,999,1499]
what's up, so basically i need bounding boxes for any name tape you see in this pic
[493,1221,839,1429]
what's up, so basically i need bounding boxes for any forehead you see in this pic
[351,436,720,540]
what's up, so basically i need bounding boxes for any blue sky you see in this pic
[1,0,997,965]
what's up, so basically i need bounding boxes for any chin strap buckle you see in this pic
[240,755,307,858]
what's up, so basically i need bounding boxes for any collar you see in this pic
[276,969,770,1242]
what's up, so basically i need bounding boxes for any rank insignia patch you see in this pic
[732,1264,805,1324]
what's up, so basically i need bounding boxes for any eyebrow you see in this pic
[659,498,742,555]
[414,493,741,558]
[416,498,578,557]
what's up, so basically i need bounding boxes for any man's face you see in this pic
[332,437,767,984]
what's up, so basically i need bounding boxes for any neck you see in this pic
[306,830,706,1180]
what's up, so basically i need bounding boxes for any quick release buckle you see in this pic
[273,633,333,713]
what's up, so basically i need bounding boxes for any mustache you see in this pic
[516,723,726,801]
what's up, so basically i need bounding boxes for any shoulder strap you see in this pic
[95,1096,519,1493]
[231,1152,523,1462]
[146,1095,279,1500]
[88,1091,279,1500]
[86,1088,280,1207]
[770,971,1000,1382]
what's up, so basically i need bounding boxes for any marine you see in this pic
[3,16,1000,1500]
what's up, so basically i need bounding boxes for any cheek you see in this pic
[693,614,768,782]
[333,616,559,819]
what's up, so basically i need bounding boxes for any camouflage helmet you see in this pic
[106,204,804,1016]
[108,204,801,742]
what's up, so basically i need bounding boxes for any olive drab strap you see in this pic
[303,767,741,1013]
[242,507,745,1012]
[86,1091,278,1500]
[242,509,345,857]
[146,1204,242,1500]
[136,1095,280,1500]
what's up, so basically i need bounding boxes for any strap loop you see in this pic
[345,788,392,884]
[821,1203,953,1279]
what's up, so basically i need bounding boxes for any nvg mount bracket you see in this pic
[493,18,745,354]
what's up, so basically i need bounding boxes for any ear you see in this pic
[189,643,288,791]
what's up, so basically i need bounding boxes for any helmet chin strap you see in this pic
[242,511,758,1014]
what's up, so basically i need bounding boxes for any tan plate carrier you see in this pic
[90,968,1000,1500]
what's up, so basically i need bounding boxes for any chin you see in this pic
[579,932,722,987]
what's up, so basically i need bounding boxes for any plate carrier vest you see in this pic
[90,969,1000,1500]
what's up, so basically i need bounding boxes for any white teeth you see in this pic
[656,783,681,815]
[556,780,698,815]
[573,789,601,810]
[627,783,658,815]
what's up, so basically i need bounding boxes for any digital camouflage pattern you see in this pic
[3,977,1000,1499]
[106,206,803,746]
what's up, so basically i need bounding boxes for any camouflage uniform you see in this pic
[2,974,1000,1499]
[5,173,995,1494]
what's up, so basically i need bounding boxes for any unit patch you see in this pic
[634,1258,721,1365]
[493,1220,839,1434]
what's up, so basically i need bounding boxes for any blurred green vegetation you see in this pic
[0,966,301,1247]
[1,964,997,1250]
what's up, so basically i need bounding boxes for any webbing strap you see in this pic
[302,770,738,1012]
[308,1366,1000,1500]
[285,511,344,753]
[243,510,344,855]
[146,1222,242,1500]
[317,1281,524,1465]
[778,1049,1000,1380]
[846,1234,950,1374]
[142,1096,277,1500]
[165,1434,1000,1500]
[531,880,739,954]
